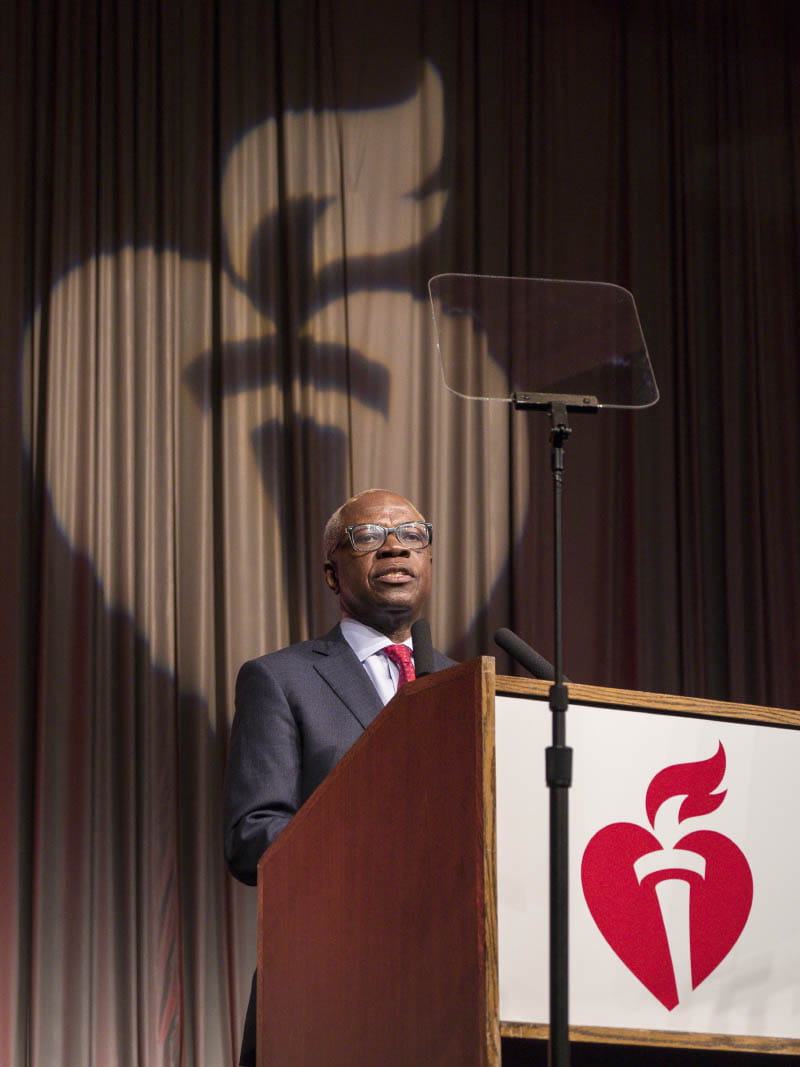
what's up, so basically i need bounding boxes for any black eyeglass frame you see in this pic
[342,521,433,553]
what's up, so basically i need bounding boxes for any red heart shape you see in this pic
[581,822,753,1009]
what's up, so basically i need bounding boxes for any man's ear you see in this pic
[323,560,339,594]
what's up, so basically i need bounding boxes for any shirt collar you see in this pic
[340,618,412,663]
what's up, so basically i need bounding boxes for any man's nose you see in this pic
[377,533,410,555]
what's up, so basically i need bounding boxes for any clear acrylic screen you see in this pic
[428,274,658,409]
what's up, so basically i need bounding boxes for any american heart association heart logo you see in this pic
[580,743,753,1010]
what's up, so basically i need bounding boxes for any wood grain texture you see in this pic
[257,658,498,1066]
[479,657,501,1066]
[499,1021,797,1056]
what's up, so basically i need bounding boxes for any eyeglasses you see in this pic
[343,522,433,553]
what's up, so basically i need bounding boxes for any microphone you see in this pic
[411,618,435,677]
[494,627,560,682]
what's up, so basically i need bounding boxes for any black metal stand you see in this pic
[546,401,573,1067]
[513,391,598,1067]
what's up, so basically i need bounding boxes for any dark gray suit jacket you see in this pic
[223,624,455,1065]
[224,623,455,885]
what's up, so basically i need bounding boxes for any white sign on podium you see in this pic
[495,695,800,1043]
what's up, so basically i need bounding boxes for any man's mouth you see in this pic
[374,567,414,584]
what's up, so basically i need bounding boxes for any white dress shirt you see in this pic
[339,618,413,705]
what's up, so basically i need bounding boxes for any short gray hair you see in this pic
[322,501,352,562]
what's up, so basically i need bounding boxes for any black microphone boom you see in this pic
[494,627,558,682]
[411,618,435,677]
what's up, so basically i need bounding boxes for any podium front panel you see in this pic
[257,659,500,1067]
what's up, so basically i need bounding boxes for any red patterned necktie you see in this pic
[382,643,416,688]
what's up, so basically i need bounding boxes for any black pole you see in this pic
[511,391,596,1066]
[547,403,572,1067]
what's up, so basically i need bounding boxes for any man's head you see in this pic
[323,489,433,641]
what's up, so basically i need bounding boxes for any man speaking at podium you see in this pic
[224,488,455,1066]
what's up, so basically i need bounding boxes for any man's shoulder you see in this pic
[240,625,347,671]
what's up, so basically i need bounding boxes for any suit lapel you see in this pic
[311,625,384,730]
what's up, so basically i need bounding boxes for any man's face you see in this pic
[324,491,433,640]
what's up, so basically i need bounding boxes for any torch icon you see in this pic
[581,743,753,1010]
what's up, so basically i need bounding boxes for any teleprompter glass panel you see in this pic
[428,274,658,410]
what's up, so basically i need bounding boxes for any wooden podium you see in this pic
[256,658,800,1065]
